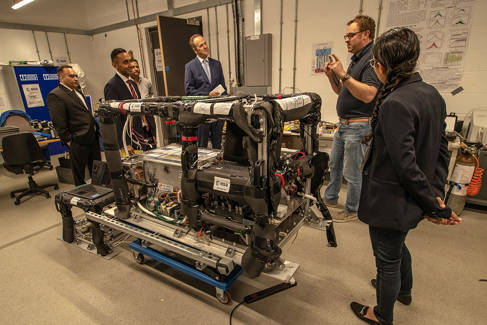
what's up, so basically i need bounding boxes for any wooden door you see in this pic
[150,16,203,96]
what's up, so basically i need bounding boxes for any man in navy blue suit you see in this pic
[184,34,227,149]
[104,48,156,153]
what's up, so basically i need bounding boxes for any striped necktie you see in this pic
[202,59,211,82]
[126,80,138,99]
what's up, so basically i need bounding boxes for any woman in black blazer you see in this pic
[350,28,461,325]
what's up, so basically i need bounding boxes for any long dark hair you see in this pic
[364,27,420,142]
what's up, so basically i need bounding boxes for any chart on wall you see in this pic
[383,0,476,92]
[312,42,333,74]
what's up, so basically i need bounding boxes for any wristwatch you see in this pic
[341,73,351,83]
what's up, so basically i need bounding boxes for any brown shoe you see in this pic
[333,211,358,223]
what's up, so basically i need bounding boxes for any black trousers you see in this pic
[197,120,224,149]
[369,226,412,324]
[69,139,101,186]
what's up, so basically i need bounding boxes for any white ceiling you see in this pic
[0,0,176,31]
[0,0,95,30]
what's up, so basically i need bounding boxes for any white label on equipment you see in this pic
[129,102,142,112]
[213,102,233,115]
[275,95,311,110]
[70,197,80,206]
[158,183,174,192]
[110,102,120,108]
[451,164,475,184]
[213,176,230,193]
[193,102,212,114]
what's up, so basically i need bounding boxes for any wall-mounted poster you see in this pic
[21,84,44,108]
[312,42,333,74]
[383,0,477,91]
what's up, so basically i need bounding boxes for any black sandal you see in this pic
[350,302,380,325]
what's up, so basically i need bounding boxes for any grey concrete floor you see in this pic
[0,166,486,325]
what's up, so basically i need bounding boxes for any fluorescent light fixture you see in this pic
[11,0,35,10]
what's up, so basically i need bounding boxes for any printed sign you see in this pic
[43,74,59,81]
[154,49,164,72]
[21,84,44,108]
[19,74,38,81]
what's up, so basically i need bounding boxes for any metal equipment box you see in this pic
[142,144,219,191]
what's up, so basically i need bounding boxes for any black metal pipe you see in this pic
[100,114,131,219]
[201,211,248,232]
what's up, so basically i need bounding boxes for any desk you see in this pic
[38,138,62,147]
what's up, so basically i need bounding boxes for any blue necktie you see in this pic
[202,59,211,83]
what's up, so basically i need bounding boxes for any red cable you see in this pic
[293,152,306,160]
[467,155,484,196]
[275,173,285,188]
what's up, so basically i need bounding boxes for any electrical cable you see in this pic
[467,153,484,196]
[229,301,244,325]
[137,200,156,217]
[122,115,130,156]
[229,280,298,325]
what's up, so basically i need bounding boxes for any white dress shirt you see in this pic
[60,83,89,110]
[116,71,137,96]
[197,55,211,82]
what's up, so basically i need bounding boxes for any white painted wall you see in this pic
[91,26,142,101]
[0,0,485,122]
[0,28,40,63]
[244,0,486,121]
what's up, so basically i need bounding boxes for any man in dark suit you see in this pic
[104,48,142,152]
[47,65,100,186]
[184,34,227,149]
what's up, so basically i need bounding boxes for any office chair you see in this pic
[2,132,59,205]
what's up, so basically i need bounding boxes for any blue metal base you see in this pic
[129,239,242,291]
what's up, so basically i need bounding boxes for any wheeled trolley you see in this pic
[129,239,243,304]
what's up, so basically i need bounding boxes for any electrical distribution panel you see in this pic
[244,34,272,87]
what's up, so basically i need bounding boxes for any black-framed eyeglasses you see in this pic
[369,58,376,68]
[343,31,362,40]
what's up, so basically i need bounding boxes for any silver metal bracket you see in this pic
[225,247,235,257]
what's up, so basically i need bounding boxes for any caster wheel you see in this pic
[54,185,59,190]
[135,253,145,264]
[14,200,20,205]
[10,193,15,198]
[216,290,231,304]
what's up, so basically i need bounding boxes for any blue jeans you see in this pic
[369,226,412,324]
[324,121,371,213]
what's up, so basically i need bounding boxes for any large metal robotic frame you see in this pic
[85,93,336,294]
